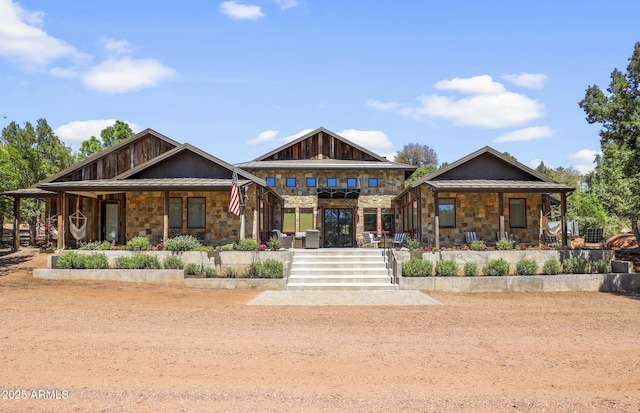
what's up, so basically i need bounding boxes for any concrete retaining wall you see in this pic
[185,278,286,290]
[34,269,185,285]
[400,273,640,293]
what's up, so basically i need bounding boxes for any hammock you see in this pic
[69,198,87,240]
[545,221,562,236]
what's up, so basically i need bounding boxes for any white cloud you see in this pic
[275,0,297,9]
[568,149,600,174]
[501,73,548,89]
[82,57,176,94]
[55,119,142,148]
[0,0,89,67]
[100,38,132,56]
[338,129,393,152]
[220,1,265,19]
[435,75,506,95]
[528,158,546,169]
[281,129,313,142]
[49,66,79,78]
[248,130,279,145]
[365,99,402,111]
[493,126,555,143]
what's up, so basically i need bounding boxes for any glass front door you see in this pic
[323,208,353,247]
[101,202,119,242]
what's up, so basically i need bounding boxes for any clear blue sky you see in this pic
[1,0,639,173]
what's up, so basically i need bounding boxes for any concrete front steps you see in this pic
[287,248,397,290]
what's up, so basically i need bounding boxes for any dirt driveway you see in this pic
[1,249,639,412]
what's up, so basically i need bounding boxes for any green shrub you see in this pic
[219,243,235,251]
[222,266,239,278]
[115,254,161,269]
[262,259,283,278]
[266,237,282,251]
[482,258,509,276]
[164,235,202,252]
[402,258,433,277]
[163,256,184,269]
[184,263,202,275]
[56,252,108,269]
[515,259,538,275]
[495,239,513,250]
[234,239,258,251]
[244,261,262,278]
[542,258,562,275]
[204,266,217,278]
[469,240,486,251]
[405,238,420,251]
[562,258,575,274]
[591,260,610,274]
[435,259,458,276]
[126,236,153,251]
[463,262,479,276]
[79,240,113,250]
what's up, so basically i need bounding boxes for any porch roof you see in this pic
[38,178,256,194]
[422,179,576,193]
[1,187,58,198]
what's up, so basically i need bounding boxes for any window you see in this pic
[300,208,313,232]
[286,178,296,187]
[368,178,378,188]
[438,198,455,227]
[265,177,275,186]
[347,178,357,187]
[327,178,337,187]
[187,197,205,228]
[364,208,377,232]
[382,208,395,234]
[306,178,316,187]
[509,198,526,228]
[282,208,295,233]
[169,197,182,228]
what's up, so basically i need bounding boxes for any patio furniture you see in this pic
[464,231,477,244]
[304,230,320,249]
[583,227,604,248]
[271,229,293,249]
[392,233,406,248]
[542,233,559,247]
[362,232,380,248]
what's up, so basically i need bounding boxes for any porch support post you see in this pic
[57,191,65,250]
[163,191,169,244]
[434,193,440,249]
[239,187,246,240]
[498,193,505,240]
[13,196,20,250]
[561,192,567,247]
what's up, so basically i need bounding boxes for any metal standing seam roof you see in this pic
[236,159,416,170]
[423,179,575,192]
[38,178,254,192]
[1,187,59,198]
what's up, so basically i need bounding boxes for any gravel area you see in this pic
[1,248,639,412]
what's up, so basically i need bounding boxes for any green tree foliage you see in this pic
[395,143,438,167]
[579,42,640,244]
[404,164,437,187]
[0,119,74,244]
[76,120,133,160]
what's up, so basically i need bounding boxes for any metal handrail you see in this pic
[383,234,398,285]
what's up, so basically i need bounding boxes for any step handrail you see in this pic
[383,234,398,285]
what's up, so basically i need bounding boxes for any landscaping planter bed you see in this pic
[185,277,286,290]
[33,268,185,285]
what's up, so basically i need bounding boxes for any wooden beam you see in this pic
[13,196,20,250]
[498,193,505,240]
[434,194,440,249]
[163,191,169,243]
[57,191,65,250]
[561,193,567,247]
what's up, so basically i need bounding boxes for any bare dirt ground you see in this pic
[1,249,639,412]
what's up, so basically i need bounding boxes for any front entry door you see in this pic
[323,208,353,247]
[101,202,119,242]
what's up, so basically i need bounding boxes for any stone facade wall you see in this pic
[251,168,405,245]
[418,188,543,246]
[125,188,257,246]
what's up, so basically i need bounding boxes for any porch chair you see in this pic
[495,231,511,242]
[583,227,605,249]
[304,230,320,249]
[392,233,406,248]
[362,232,380,248]
[542,233,559,248]
[270,229,293,249]
[464,231,478,244]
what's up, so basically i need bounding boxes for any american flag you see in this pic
[229,167,241,216]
